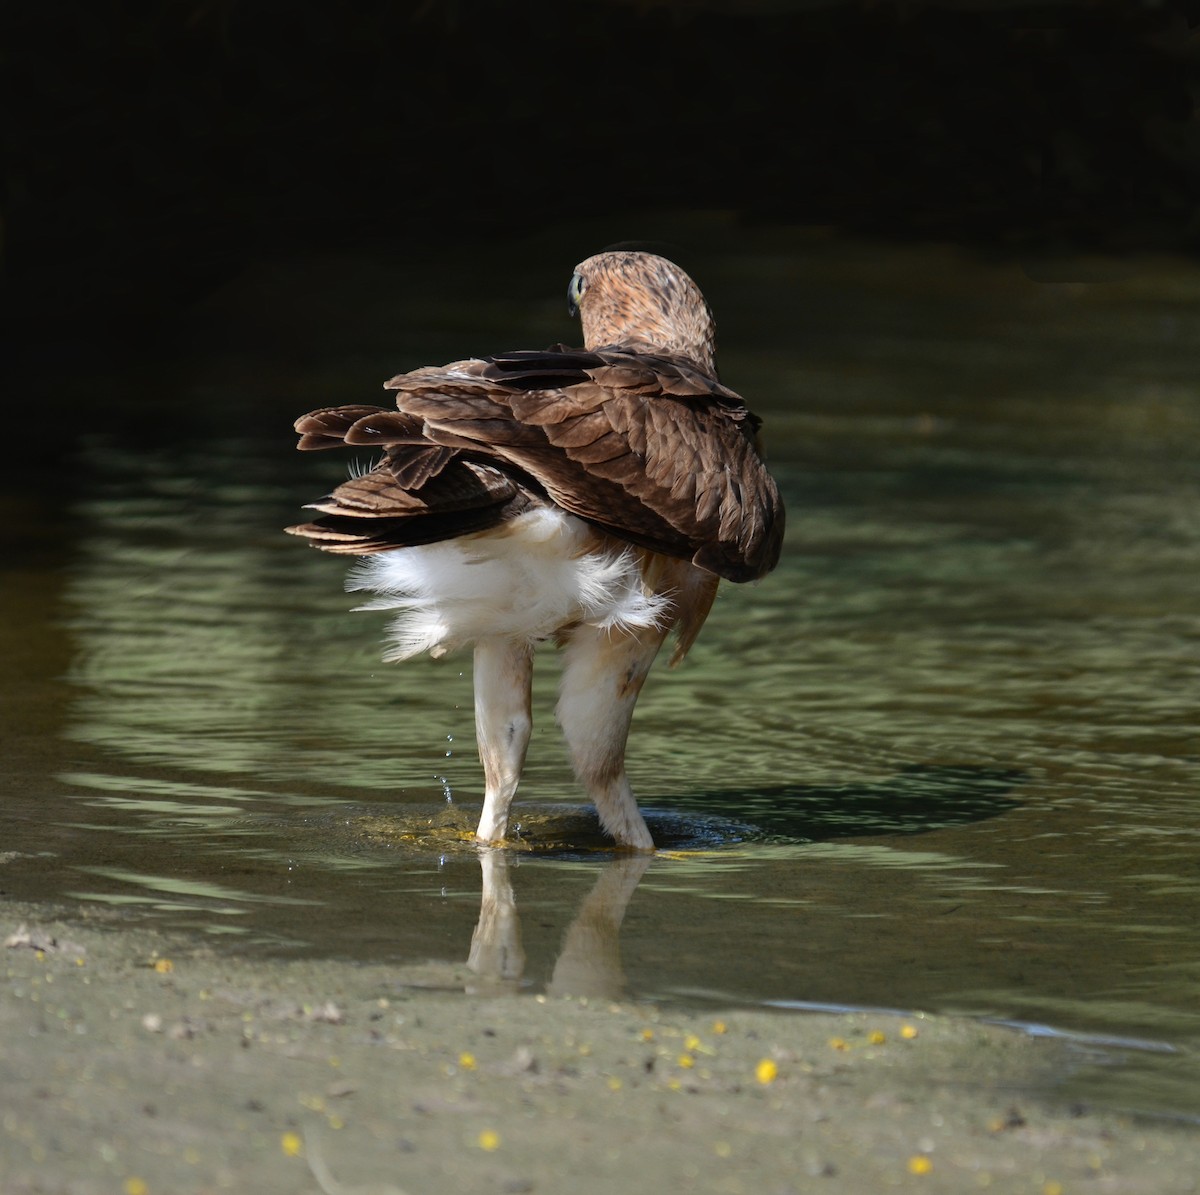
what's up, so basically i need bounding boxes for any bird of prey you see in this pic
[287,251,784,849]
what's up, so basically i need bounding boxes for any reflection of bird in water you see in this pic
[288,252,784,848]
[467,851,653,1001]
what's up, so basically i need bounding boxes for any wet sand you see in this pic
[2,900,1198,1195]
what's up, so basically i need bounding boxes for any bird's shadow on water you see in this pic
[641,764,1029,852]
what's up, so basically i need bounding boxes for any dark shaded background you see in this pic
[2,0,1199,361]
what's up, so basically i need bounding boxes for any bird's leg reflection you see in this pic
[547,852,652,999]
[466,850,653,1000]
[467,849,526,985]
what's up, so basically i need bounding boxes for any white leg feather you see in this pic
[556,623,669,850]
[473,637,534,844]
[349,513,716,848]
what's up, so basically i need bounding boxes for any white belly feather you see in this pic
[345,508,670,661]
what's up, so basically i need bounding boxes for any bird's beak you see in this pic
[567,273,584,318]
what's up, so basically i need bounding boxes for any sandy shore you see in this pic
[2,900,1197,1195]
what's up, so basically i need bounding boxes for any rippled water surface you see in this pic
[2,227,1198,1119]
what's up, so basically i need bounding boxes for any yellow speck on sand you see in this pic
[678,1053,695,1069]
[868,1030,887,1045]
[1043,1183,1064,1195]
[755,1059,778,1085]
[478,1130,500,1151]
[828,1037,849,1051]
[712,1020,727,1035]
[153,959,173,974]
[685,1034,702,1051]
[908,1155,933,1176]
[606,1076,622,1091]
[458,1052,477,1070]
[281,1132,303,1158]
[640,1027,655,1041]
[901,1024,919,1040]
[124,1180,148,1195]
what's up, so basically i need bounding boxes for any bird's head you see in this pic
[568,251,717,373]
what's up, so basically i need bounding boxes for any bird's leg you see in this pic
[556,623,669,851]
[473,636,534,845]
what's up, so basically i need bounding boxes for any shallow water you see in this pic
[2,225,1198,1120]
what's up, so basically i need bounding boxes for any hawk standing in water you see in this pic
[288,251,784,849]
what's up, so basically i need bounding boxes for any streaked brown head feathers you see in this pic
[569,252,717,372]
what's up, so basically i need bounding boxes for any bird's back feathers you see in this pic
[287,346,784,582]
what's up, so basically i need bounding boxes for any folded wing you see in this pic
[288,347,784,582]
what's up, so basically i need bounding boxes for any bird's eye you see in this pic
[567,273,586,316]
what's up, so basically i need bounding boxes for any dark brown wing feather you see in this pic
[285,458,527,554]
[287,405,528,553]
[294,405,403,451]
[289,348,784,581]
